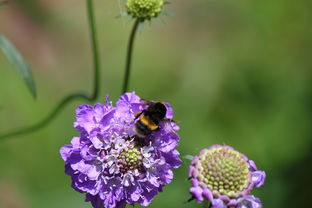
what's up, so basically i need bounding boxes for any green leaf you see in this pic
[0,35,36,98]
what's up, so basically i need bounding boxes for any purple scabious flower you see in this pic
[188,145,265,208]
[60,92,181,208]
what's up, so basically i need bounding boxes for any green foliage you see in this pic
[0,35,36,98]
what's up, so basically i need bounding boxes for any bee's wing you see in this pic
[140,99,155,108]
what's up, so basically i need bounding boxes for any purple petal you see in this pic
[251,170,266,188]
[85,194,104,208]
[89,137,103,149]
[66,151,82,164]
[70,137,81,150]
[191,178,199,187]
[248,160,258,171]
[138,183,159,206]
[163,102,174,119]
[117,92,141,104]
[237,195,262,208]
[189,186,204,202]
[162,150,182,169]
[124,185,142,204]
[202,188,213,201]
[60,145,72,161]
[86,165,101,180]
[99,108,115,126]
[74,104,96,133]
[211,199,227,208]
[94,103,112,122]
[72,173,101,195]
[188,166,195,177]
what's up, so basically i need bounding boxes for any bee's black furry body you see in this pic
[134,101,167,138]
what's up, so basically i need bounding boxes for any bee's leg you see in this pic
[164,118,181,124]
[163,118,178,124]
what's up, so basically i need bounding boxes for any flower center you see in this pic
[118,146,143,173]
[126,0,164,20]
[197,147,250,198]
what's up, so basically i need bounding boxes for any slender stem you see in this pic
[87,0,100,100]
[0,93,89,140]
[122,19,140,93]
[0,0,101,141]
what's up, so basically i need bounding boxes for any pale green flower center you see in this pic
[196,147,250,198]
[118,146,143,173]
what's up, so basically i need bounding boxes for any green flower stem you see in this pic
[0,93,89,140]
[122,19,140,93]
[87,0,100,100]
[0,0,101,141]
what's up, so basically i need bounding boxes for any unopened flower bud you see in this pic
[126,0,164,21]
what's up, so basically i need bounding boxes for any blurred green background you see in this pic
[0,0,311,207]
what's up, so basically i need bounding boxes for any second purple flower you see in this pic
[60,92,182,208]
[188,145,266,208]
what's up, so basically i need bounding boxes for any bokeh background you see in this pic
[0,0,311,207]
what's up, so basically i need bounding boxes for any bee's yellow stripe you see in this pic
[140,115,158,131]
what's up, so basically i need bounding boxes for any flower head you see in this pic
[126,0,164,21]
[188,145,265,208]
[60,92,181,208]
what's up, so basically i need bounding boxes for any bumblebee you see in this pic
[133,100,168,138]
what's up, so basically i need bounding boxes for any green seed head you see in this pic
[118,146,143,173]
[126,0,164,20]
[194,146,251,198]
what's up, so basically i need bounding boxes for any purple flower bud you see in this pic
[60,92,182,208]
[188,145,265,207]
[211,199,227,208]
[251,170,266,188]
[237,195,262,208]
